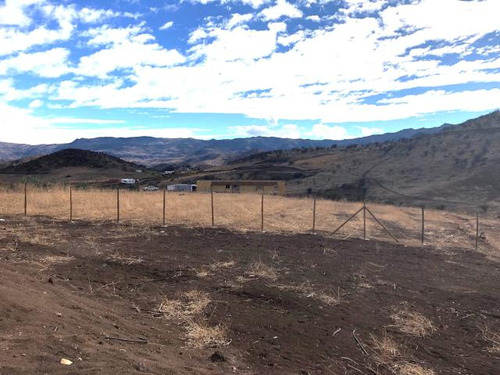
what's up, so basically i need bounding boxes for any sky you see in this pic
[0,0,499,145]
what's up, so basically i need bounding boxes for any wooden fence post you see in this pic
[475,210,479,251]
[211,186,214,227]
[24,183,27,217]
[312,196,317,233]
[162,188,166,227]
[261,191,264,232]
[363,201,366,239]
[69,185,73,221]
[116,187,120,224]
[421,206,425,245]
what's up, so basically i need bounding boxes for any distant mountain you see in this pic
[0,123,450,167]
[0,148,140,174]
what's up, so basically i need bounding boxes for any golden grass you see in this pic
[158,290,228,348]
[390,308,436,337]
[247,259,279,280]
[185,321,229,349]
[1,186,499,256]
[370,332,402,365]
[195,260,236,278]
[397,362,435,375]
[276,282,343,306]
[481,325,500,354]
[369,332,435,375]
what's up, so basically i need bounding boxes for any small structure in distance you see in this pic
[197,180,286,195]
[167,184,197,192]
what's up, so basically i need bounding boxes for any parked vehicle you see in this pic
[143,186,159,191]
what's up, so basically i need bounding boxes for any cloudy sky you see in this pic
[0,0,499,144]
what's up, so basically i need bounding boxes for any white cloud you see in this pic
[307,124,351,140]
[28,99,43,108]
[189,0,270,8]
[0,102,201,144]
[159,21,174,30]
[0,0,44,27]
[306,15,320,22]
[48,118,126,125]
[77,26,185,78]
[259,0,303,21]
[188,22,285,62]
[232,123,301,138]
[0,48,71,78]
[358,127,383,137]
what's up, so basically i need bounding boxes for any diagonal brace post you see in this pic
[332,206,364,235]
[365,207,399,243]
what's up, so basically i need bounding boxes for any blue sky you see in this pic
[0,0,499,144]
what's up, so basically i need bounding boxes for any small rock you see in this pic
[56,312,62,317]
[210,351,226,363]
[60,358,73,366]
[135,362,147,372]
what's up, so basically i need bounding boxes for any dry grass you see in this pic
[370,332,401,365]
[390,308,436,337]
[481,325,500,354]
[185,321,229,349]
[195,260,236,278]
[106,253,144,265]
[1,186,499,256]
[369,333,435,375]
[157,290,228,348]
[276,282,343,306]
[248,259,278,280]
[397,362,435,375]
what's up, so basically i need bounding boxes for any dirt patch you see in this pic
[0,217,498,374]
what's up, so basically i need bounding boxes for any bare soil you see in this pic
[0,217,498,374]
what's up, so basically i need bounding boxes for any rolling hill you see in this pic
[188,111,500,212]
[0,148,141,174]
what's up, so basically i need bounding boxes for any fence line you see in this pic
[0,184,490,251]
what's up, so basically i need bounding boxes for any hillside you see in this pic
[0,149,141,174]
[0,125,446,167]
[191,111,500,212]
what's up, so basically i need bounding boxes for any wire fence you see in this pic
[0,184,496,253]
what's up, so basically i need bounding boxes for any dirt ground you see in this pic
[0,217,498,375]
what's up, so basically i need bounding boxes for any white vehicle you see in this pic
[143,186,159,191]
[120,178,136,185]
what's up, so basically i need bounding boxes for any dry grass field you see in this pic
[0,185,498,257]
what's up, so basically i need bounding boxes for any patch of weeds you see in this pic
[185,321,229,349]
[481,325,500,354]
[396,362,435,375]
[248,259,278,281]
[276,282,343,306]
[390,307,436,337]
[158,290,228,349]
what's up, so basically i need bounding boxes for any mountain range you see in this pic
[0,123,449,167]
